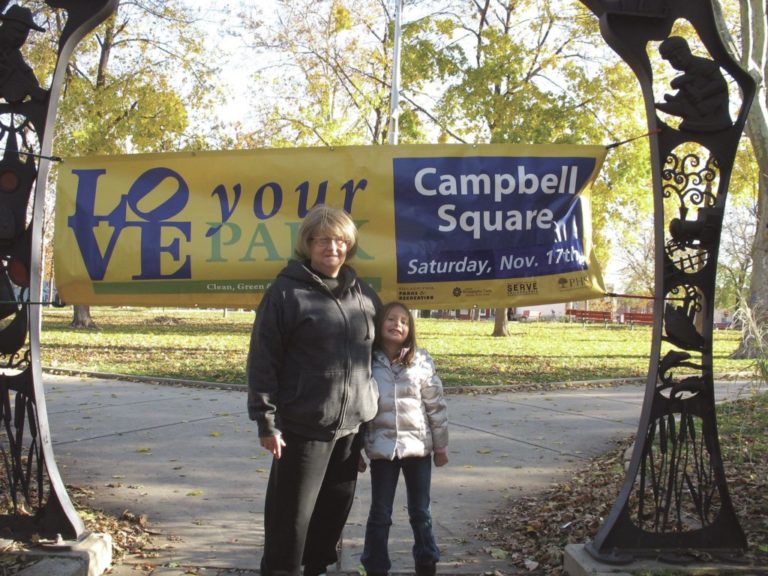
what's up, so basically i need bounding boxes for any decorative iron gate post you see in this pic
[0,0,117,540]
[578,0,756,562]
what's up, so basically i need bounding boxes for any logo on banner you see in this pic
[558,275,592,291]
[456,286,493,298]
[398,288,435,302]
[68,167,192,281]
[507,280,539,296]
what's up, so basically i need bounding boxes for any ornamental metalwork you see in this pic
[579,0,756,563]
[0,0,117,540]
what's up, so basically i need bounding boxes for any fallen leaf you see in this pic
[489,548,507,559]
[523,558,539,571]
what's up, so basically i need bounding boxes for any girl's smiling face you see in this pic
[381,305,410,348]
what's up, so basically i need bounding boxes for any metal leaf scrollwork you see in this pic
[661,152,719,212]
[631,410,720,533]
[0,370,44,515]
[663,152,720,274]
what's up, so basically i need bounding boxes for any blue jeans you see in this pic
[361,456,440,573]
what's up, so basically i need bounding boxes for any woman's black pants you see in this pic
[260,430,361,576]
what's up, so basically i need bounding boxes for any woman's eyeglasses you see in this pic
[312,237,348,248]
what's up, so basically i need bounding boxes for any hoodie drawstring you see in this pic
[355,283,372,340]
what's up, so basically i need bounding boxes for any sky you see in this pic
[186,0,422,131]
[188,1,268,127]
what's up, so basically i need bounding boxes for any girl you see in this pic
[362,302,449,576]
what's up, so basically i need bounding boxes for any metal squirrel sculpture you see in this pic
[655,36,732,132]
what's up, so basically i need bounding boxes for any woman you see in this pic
[362,301,449,576]
[247,204,381,576]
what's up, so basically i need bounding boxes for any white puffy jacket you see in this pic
[364,348,449,461]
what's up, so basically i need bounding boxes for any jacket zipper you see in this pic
[335,292,351,436]
[320,280,351,437]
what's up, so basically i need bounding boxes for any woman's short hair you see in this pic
[295,205,359,260]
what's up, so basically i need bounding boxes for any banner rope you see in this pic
[0,148,64,162]
[605,291,686,302]
[606,291,655,300]
[605,128,661,150]
[1,295,680,305]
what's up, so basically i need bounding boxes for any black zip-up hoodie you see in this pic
[247,259,382,441]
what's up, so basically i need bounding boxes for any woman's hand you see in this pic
[433,451,449,467]
[260,434,286,459]
[358,454,368,473]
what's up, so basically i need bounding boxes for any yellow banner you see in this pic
[54,144,607,309]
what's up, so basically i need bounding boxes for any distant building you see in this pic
[508,303,566,321]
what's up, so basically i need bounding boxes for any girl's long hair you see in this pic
[373,301,416,366]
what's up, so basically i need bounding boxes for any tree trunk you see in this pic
[735,74,768,357]
[492,307,509,336]
[714,0,768,358]
[734,164,768,358]
[71,305,97,329]
[96,9,117,87]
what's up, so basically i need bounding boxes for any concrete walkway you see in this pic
[43,375,752,575]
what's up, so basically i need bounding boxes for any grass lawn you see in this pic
[40,306,753,388]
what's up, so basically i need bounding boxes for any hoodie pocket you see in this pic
[345,371,379,424]
[282,370,345,428]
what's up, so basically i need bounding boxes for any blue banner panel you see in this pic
[394,155,596,284]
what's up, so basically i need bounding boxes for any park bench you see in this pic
[622,312,654,327]
[565,309,613,325]
[519,310,541,321]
